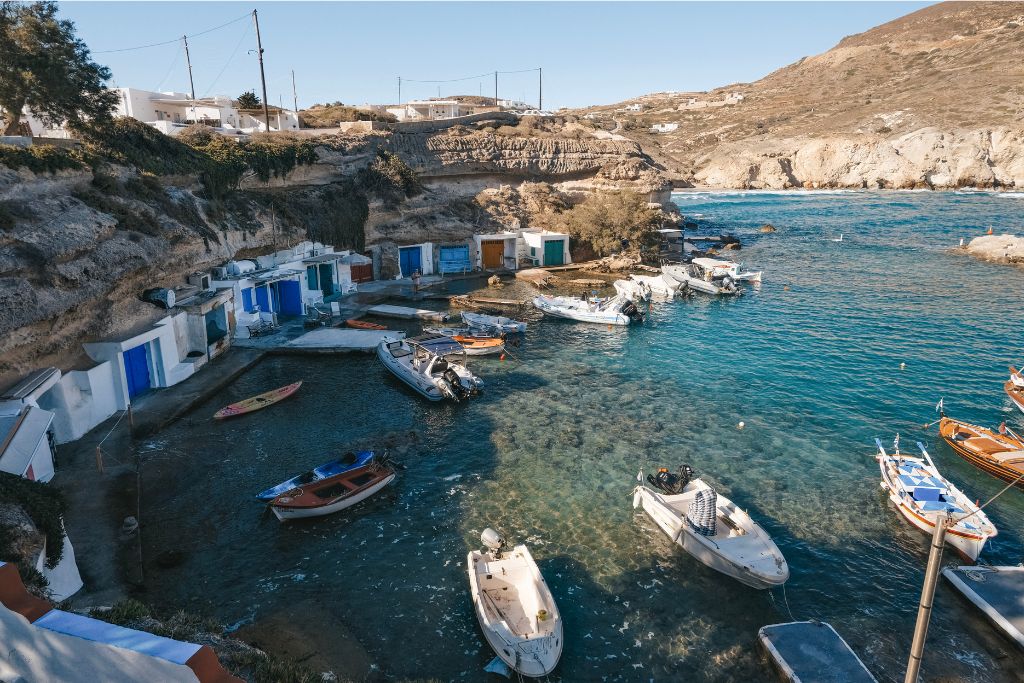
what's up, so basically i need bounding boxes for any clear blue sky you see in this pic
[58,1,931,110]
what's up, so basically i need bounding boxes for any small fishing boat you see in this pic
[422,327,506,356]
[1006,366,1024,414]
[213,381,302,420]
[376,334,484,401]
[632,466,789,589]
[532,294,643,325]
[613,278,652,302]
[938,416,1024,488]
[467,529,562,678]
[269,458,396,521]
[256,451,375,501]
[461,311,526,335]
[875,436,997,562]
[629,273,682,299]
[346,319,387,330]
[691,257,762,284]
[661,262,741,295]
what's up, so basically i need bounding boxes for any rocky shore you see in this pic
[965,233,1024,265]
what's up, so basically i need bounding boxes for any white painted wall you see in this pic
[35,364,118,444]
[35,532,83,601]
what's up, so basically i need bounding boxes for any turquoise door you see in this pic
[543,239,564,266]
[318,264,334,295]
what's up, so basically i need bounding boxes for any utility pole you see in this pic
[183,36,196,121]
[397,76,402,104]
[494,71,498,107]
[905,516,948,683]
[291,69,298,115]
[538,67,543,110]
[252,9,271,132]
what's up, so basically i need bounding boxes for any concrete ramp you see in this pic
[758,621,876,682]
[367,304,449,322]
[284,329,404,353]
[944,565,1024,649]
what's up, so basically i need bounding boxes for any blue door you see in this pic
[399,247,421,277]
[255,285,270,312]
[123,344,151,399]
[439,245,470,274]
[279,280,303,315]
[241,287,255,313]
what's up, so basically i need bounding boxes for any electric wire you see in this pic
[400,67,541,83]
[92,12,250,54]
[152,43,183,93]
[201,22,252,98]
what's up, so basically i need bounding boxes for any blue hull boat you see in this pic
[256,451,374,501]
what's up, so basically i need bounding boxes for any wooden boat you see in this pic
[759,621,877,683]
[346,319,387,330]
[422,327,505,356]
[632,466,789,589]
[213,381,301,420]
[532,294,643,325]
[1006,366,1024,415]
[461,311,526,334]
[376,334,484,401]
[256,451,375,501]
[939,416,1024,488]
[269,458,396,521]
[467,529,562,678]
[875,437,997,562]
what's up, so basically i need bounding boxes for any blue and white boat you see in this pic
[256,451,374,501]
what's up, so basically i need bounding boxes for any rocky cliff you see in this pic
[579,1,1024,189]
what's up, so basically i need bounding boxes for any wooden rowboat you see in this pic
[1006,366,1024,415]
[939,416,1024,489]
[269,459,396,521]
[347,319,387,330]
[256,451,375,501]
[213,381,301,420]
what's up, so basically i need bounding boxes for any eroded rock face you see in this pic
[693,128,1024,189]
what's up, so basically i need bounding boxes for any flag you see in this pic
[935,398,944,413]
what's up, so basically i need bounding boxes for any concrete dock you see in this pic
[944,565,1024,650]
[758,621,876,682]
[281,328,404,353]
[367,304,449,322]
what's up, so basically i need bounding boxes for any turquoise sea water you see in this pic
[139,190,1024,681]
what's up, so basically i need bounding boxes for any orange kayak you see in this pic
[213,381,302,420]
[347,319,387,330]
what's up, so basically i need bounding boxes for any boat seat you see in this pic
[911,486,942,502]
[918,500,964,514]
[965,436,1012,454]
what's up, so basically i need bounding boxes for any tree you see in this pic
[236,91,261,109]
[0,2,117,135]
[555,191,663,256]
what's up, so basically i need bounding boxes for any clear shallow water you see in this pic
[139,191,1024,682]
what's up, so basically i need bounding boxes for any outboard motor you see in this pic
[620,300,644,323]
[647,465,695,495]
[443,367,467,397]
[481,528,506,557]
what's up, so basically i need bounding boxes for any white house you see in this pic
[623,103,643,112]
[386,100,466,122]
[473,233,519,270]
[519,229,571,267]
[650,123,679,133]
[397,243,434,278]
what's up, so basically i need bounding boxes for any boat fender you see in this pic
[537,609,549,622]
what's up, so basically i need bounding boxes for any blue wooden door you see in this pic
[439,245,470,273]
[279,280,303,315]
[255,285,270,312]
[123,344,150,398]
[241,287,255,313]
[399,247,421,277]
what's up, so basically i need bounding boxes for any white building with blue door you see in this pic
[435,241,474,275]
[397,243,433,278]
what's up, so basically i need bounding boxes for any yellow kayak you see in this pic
[213,381,302,420]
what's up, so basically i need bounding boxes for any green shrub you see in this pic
[553,191,662,256]
[0,472,68,568]
[0,143,85,173]
[355,150,421,206]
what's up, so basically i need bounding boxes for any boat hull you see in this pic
[939,417,1024,489]
[634,485,788,589]
[1006,378,1024,415]
[532,296,632,325]
[271,471,395,521]
[376,342,445,401]
[213,381,302,419]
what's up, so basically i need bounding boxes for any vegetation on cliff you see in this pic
[553,191,662,257]
[0,471,69,595]
[300,102,397,128]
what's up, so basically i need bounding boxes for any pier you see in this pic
[280,329,405,354]
[943,566,1024,649]
[366,304,449,322]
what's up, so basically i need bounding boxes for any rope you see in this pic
[93,12,251,54]
[95,409,128,449]
[781,582,796,621]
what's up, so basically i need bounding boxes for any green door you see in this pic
[543,239,564,266]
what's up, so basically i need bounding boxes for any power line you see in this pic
[92,12,251,54]
[201,22,251,98]
[400,67,541,83]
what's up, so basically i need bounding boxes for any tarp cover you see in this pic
[35,609,201,665]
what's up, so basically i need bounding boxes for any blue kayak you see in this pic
[256,451,374,501]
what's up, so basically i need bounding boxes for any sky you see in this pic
[57,1,931,111]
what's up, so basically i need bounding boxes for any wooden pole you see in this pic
[905,516,948,683]
[252,10,271,132]
[494,71,498,107]
[291,69,298,118]
[183,36,197,123]
[95,445,104,474]
[398,76,401,104]
[538,67,542,110]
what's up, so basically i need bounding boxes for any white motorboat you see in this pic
[377,334,484,402]
[632,466,789,589]
[532,294,643,325]
[467,529,562,678]
[875,437,997,562]
[613,278,651,302]
[661,263,741,296]
[691,257,762,284]
[629,273,681,299]
[461,311,526,334]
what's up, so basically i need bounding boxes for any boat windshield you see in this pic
[409,334,464,357]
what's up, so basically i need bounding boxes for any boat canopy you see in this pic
[692,257,738,269]
[407,334,464,357]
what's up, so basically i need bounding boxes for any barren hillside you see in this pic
[579,1,1024,189]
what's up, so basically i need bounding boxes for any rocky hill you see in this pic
[579,1,1024,189]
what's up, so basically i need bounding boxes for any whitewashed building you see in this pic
[519,229,571,267]
[650,123,679,133]
[473,233,519,270]
[386,100,467,122]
